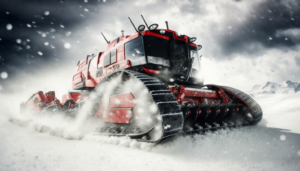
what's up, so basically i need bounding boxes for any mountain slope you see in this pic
[250,80,300,94]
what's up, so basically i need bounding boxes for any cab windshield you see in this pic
[144,36,170,67]
[125,36,146,66]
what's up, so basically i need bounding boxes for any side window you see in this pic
[110,49,117,64]
[87,55,93,63]
[190,47,200,70]
[96,67,103,77]
[104,53,110,67]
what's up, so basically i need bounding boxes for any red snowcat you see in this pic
[20,16,263,143]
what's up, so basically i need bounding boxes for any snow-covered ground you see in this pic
[1,92,300,171]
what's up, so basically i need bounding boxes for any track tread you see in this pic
[95,69,184,143]
[209,85,263,125]
[90,70,263,143]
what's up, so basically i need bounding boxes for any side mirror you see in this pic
[197,45,202,50]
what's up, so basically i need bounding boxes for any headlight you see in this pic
[189,37,197,43]
[149,24,158,30]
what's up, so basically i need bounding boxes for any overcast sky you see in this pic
[0,0,300,93]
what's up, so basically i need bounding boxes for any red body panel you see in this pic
[23,91,59,113]
[169,86,221,105]
[143,31,169,40]
[37,91,48,102]
[95,93,135,123]
[73,73,82,85]
[61,94,68,105]
[143,67,160,75]
[109,93,135,108]
[25,94,40,113]
[103,108,132,123]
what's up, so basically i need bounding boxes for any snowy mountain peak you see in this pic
[262,82,282,90]
[250,80,300,94]
[296,85,300,92]
[286,80,300,89]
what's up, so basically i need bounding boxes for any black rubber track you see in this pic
[206,84,263,125]
[93,69,184,143]
[89,70,263,143]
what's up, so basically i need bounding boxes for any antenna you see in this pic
[101,32,110,44]
[121,30,124,37]
[128,17,138,32]
[165,21,169,30]
[128,17,143,36]
[141,15,149,30]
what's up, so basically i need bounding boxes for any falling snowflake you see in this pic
[1,72,8,79]
[6,24,13,30]
[65,31,71,36]
[147,118,152,123]
[27,24,32,28]
[16,39,21,44]
[84,8,89,12]
[44,42,49,46]
[114,99,121,105]
[280,135,286,141]
[44,11,50,15]
[164,125,171,129]
[41,33,46,37]
[60,25,65,28]
[149,103,158,113]
[64,43,71,49]
[37,51,43,56]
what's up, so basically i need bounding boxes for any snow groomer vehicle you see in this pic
[20,15,263,143]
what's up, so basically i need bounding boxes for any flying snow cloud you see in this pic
[0,0,300,92]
